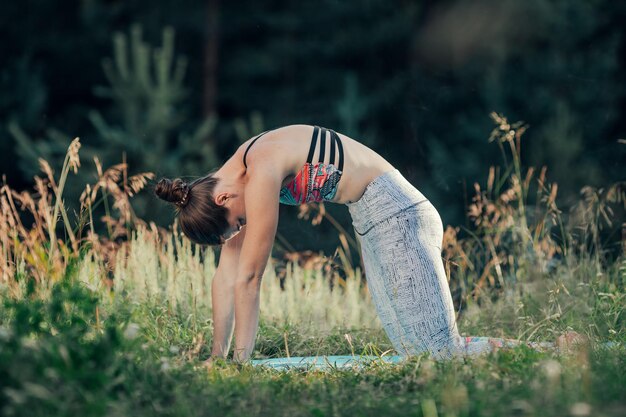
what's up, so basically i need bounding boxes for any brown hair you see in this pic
[154,172,229,246]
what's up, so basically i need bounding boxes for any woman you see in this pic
[155,124,582,363]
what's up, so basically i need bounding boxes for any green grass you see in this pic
[1,251,624,417]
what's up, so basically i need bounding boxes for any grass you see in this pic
[0,114,624,416]
[0,267,624,416]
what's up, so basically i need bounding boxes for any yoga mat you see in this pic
[250,342,622,370]
[250,355,405,370]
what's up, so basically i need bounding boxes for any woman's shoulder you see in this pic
[240,125,315,160]
[236,125,299,153]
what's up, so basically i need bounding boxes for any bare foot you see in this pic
[555,331,588,354]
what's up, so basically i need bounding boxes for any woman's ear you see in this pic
[214,192,230,206]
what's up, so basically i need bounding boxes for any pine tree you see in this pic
[10,24,220,224]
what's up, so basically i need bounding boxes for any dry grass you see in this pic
[1,115,624,332]
[76,223,379,331]
[1,137,154,293]
[1,136,378,330]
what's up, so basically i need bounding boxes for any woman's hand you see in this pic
[200,356,215,370]
[200,355,229,370]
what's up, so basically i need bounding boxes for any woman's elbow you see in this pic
[235,271,263,289]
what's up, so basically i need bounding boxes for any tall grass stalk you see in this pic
[45,138,81,259]
[78,223,380,331]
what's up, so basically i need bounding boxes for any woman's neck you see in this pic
[214,165,246,194]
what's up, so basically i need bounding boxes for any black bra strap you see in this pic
[330,129,344,172]
[246,126,344,171]
[328,129,336,166]
[318,128,327,163]
[305,126,319,163]
[243,130,270,168]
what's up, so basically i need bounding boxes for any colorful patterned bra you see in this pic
[242,126,345,205]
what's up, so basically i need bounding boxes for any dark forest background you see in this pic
[1,0,624,255]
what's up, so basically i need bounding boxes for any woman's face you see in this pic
[220,194,246,243]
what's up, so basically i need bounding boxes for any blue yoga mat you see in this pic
[251,342,622,370]
[251,355,405,370]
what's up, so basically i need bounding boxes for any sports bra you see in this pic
[242,126,345,205]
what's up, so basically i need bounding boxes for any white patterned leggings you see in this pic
[347,169,553,359]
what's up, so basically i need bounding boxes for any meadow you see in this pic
[0,115,624,416]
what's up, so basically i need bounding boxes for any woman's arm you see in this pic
[232,161,282,362]
[210,227,246,358]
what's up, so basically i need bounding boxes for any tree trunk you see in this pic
[203,0,220,118]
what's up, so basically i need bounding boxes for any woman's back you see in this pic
[232,124,395,204]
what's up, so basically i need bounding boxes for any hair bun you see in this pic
[155,177,191,208]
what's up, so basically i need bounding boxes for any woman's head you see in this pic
[154,172,244,245]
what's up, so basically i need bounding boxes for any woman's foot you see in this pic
[555,331,588,354]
